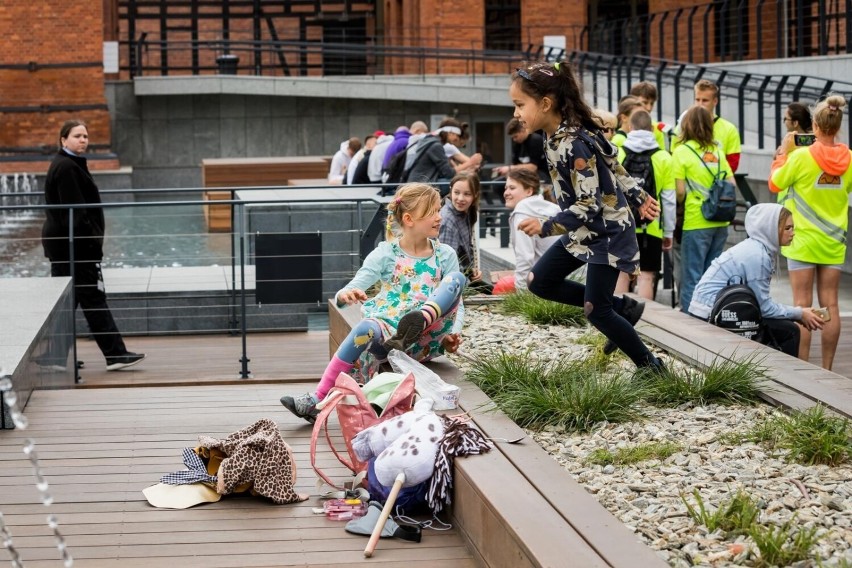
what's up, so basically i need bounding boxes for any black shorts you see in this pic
[637,232,662,273]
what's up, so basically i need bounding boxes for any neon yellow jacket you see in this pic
[672,140,733,231]
[770,142,852,264]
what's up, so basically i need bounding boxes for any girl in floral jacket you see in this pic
[281,183,465,423]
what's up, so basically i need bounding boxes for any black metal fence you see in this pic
[587,0,851,63]
[570,51,852,150]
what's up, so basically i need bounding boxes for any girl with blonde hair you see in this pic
[281,183,466,422]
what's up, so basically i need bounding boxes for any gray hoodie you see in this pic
[688,203,802,321]
[509,195,562,289]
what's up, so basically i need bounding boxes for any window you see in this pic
[714,0,750,59]
[485,0,521,52]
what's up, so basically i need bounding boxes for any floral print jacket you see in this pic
[541,123,650,275]
[336,239,464,334]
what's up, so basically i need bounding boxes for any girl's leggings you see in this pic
[528,243,657,368]
[316,271,465,399]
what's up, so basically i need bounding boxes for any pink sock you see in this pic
[316,355,353,400]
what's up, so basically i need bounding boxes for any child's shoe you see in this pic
[280,392,320,424]
[383,311,426,352]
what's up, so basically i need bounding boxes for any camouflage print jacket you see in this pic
[541,123,650,275]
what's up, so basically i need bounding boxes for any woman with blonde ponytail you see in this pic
[770,94,852,369]
[280,183,466,423]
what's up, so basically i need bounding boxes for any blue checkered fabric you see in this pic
[160,447,217,485]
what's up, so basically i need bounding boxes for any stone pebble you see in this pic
[449,305,852,567]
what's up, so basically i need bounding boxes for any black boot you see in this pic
[603,295,646,355]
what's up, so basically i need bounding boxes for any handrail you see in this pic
[0,185,401,379]
[566,51,852,150]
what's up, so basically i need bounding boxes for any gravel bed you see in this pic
[448,304,852,567]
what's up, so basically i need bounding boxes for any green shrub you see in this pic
[586,441,682,466]
[775,405,852,466]
[681,488,760,536]
[749,517,819,567]
[464,351,646,431]
[642,354,768,406]
[500,290,586,326]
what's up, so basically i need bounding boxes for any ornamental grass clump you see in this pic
[585,441,682,466]
[500,290,586,327]
[749,517,820,567]
[772,405,852,466]
[682,488,760,536]
[642,353,768,407]
[464,351,646,432]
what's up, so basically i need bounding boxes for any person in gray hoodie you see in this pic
[504,168,562,291]
[688,203,824,356]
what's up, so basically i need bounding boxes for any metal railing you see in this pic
[123,36,555,79]
[0,184,395,379]
[569,51,852,150]
[586,0,851,63]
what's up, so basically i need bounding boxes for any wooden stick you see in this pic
[364,472,406,558]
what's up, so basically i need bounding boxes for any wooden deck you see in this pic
[0,381,476,567]
[6,302,852,567]
[73,332,329,387]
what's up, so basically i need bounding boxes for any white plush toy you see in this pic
[351,398,445,487]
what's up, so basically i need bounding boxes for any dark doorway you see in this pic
[322,18,368,75]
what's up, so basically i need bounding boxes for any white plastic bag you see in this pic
[387,349,460,410]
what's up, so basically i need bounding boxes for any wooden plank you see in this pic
[325,302,665,568]
[640,300,852,418]
[0,384,474,567]
[73,332,328,387]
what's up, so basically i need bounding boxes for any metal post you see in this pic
[756,0,766,59]
[655,61,667,123]
[253,0,262,74]
[776,0,784,58]
[818,0,827,55]
[658,12,669,60]
[128,0,137,78]
[673,64,687,121]
[702,4,712,62]
[687,6,699,62]
[796,0,804,57]
[672,8,684,62]
[756,75,772,149]
[791,75,807,102]
[68,209,80,384]
[237,202,251,379]
[774,76,790,148]
[229,189,238,334]
[716,71,728,116]
[736,74,751,147]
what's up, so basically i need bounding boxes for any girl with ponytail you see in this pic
[509,61,665,371]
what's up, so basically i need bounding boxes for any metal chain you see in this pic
[1,372,74,567]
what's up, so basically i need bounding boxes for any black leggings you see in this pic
[528,242,657,368]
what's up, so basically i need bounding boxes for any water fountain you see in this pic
[0,173,46,277]
[0,173,39,226]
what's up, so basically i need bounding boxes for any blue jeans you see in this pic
[528,243,658,368]
[680,226,728,313]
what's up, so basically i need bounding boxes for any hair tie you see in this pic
[394,196,402,204]
[829,105,839,111]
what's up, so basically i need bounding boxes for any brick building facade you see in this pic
[0,0,845,173]
[0,0,116,172]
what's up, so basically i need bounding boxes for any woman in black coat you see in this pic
[42,120,145,372]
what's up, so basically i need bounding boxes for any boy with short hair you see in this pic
[630,81,667,150]
[674,80,742,172]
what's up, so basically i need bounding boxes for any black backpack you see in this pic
[708,277,762,341]
[381,138,439,195]
[622,147,659,228]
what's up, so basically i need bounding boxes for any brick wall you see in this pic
[0,0,110,172]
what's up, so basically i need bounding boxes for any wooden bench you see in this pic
[201,156,331,232]
[328,301,668,568]
[638,300,852,418]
